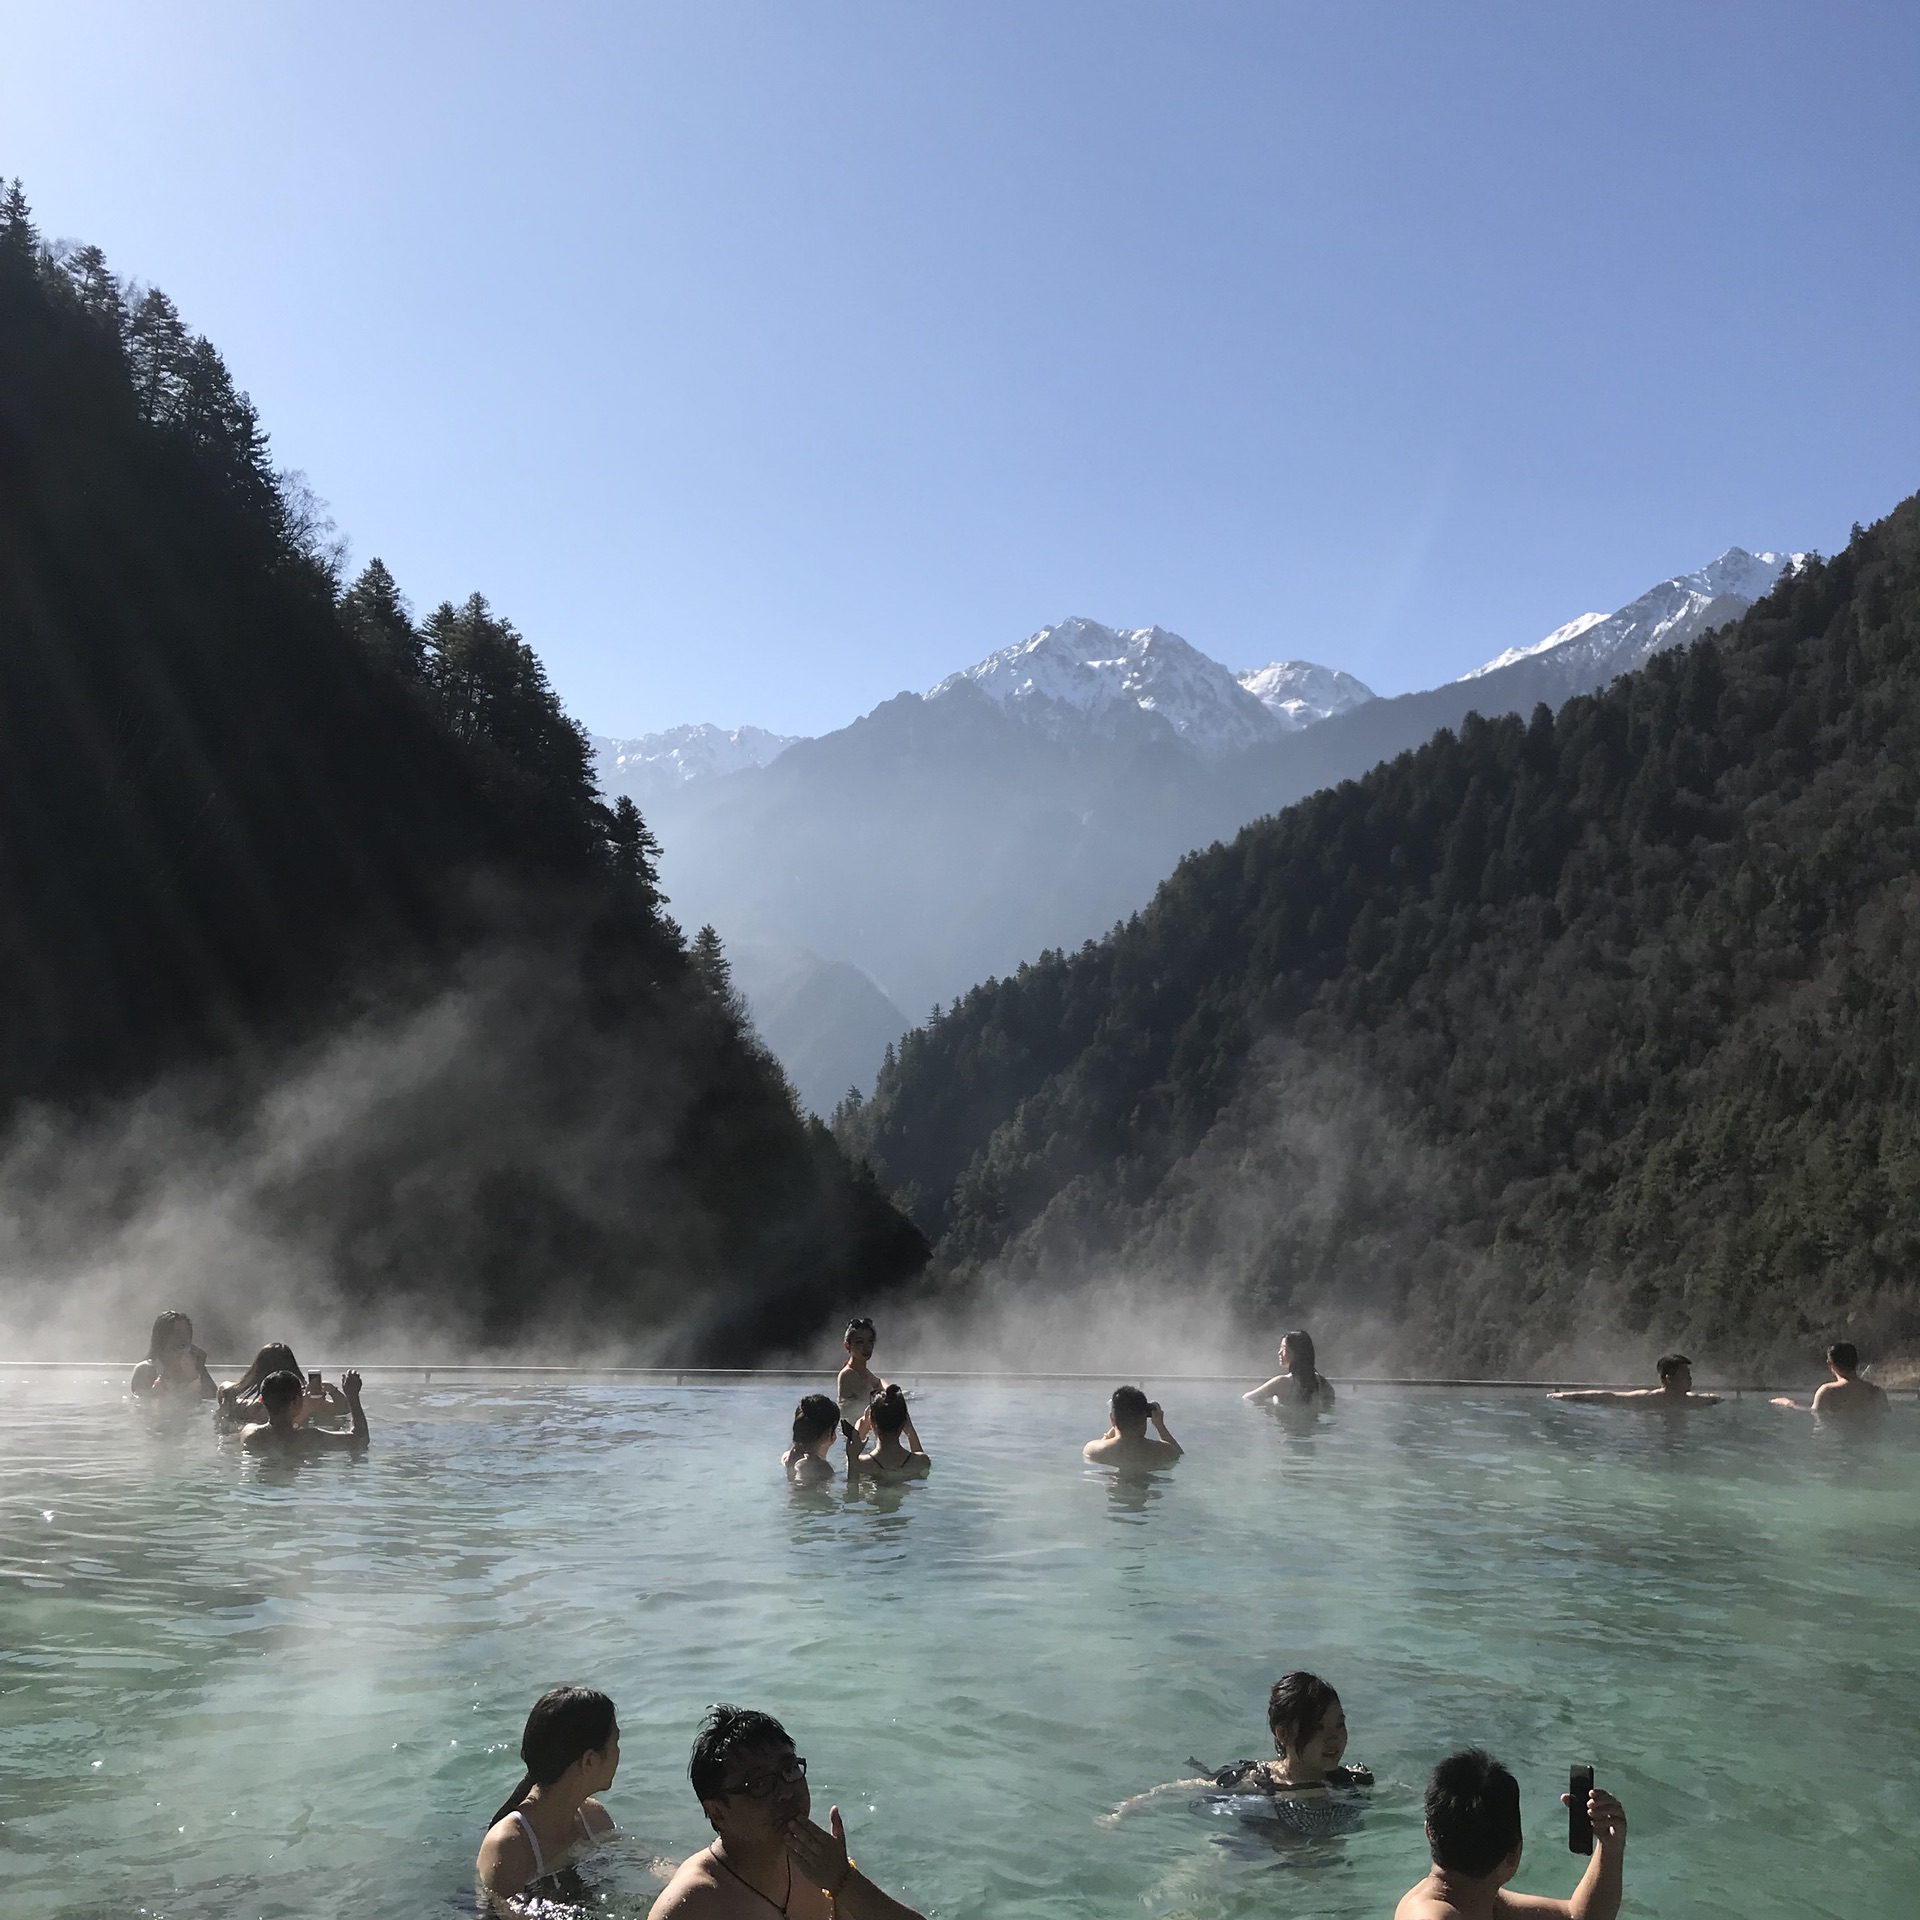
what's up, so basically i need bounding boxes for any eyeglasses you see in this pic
[722,1755,807,1800]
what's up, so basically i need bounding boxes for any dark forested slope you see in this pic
[840,500,1920,1374]
[0,185,925,1357]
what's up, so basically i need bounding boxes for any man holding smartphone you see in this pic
[1395,1749,1626,1920]
[1082,1385,1183,1469]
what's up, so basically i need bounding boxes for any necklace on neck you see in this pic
[709,1840,792,1915]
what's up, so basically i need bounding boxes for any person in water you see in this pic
[1108,1670,1370,1829]
[1395,1748,1626,1920]
[216,1342,347,1426]
[129,1311,217,1400]
[1243,1329,1336,1409]
[1084,1385,1183,1469]
[1552,1354,1719,1409]
[476,1686,620,1903]
[237,1369,369,1455]
[783,1393,855,1485]
[1772,1341,1889,1426]
[836,1318,883,1427]
[851,1384,930,1481]
[648,1703,924,1920]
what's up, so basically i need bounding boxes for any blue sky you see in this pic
[4,2,1917,736]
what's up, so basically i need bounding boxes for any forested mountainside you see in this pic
[839,500,1920,1375]
[0,184,925,1358]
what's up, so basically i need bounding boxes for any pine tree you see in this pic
[55,243,126,340]
[126,287,189,423]
[0,179,36,262]
[606,794,665,910]
[341,560,423,679]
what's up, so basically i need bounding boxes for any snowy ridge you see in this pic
[1461,549,1804,686]
[1236,659,1377,731]
[929,617,1368,759]
[593,723,801,804]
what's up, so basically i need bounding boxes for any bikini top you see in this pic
[510,1805,602,1882]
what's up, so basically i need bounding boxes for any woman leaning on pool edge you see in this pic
[476,1686,620,1902]
[1244,1329,1336,1409]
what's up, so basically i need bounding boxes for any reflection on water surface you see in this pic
[2,1375,1916,1918]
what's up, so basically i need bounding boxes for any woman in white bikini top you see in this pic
[836,1317,883,1427]
[476,1686,620,1903]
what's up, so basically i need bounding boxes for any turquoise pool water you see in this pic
[1,1372,1915,1919]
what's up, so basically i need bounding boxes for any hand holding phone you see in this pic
[1567,1764,1595,1854]
[307,1370,323,1394]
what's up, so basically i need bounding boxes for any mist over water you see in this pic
[4,1372,1916,1920]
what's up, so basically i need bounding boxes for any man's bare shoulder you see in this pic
[648,1851,730,1919]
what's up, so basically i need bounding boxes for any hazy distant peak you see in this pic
[592,721,803,804]
[1235,659,1376,731]
[1460,547,1807,685]
[928,616,1354,759]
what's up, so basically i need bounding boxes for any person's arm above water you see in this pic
[1551,1389,1637,1404]
[1242,1373,1290,1402]
[786,1807,924,1920]
[303,1371,370,1450]
[130,1360,160,1395]
[1497,1788,1626,1919]
[1146,1403,1182,1457]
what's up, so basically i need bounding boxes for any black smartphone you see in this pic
[1568,1764,1594,1854]
[840,1420,858,1444]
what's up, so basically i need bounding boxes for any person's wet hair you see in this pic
[870,1383,909,1436]
[233,1342,302,1397]
[843,1317,876,1349]
[791,1394,840,1449]
[489,1686,617,1825]
[259,1369,305,1415]
[1828,1341,1860,1374]
[1110,1384,1151,1429]
[1283,1329,1323,1388]
[1656,1353,1691,1382]
[1424,1748,1522,1878]
[146,1310,194,1360]
[1267,1671,1340,1757]
[689,1703,792,1802]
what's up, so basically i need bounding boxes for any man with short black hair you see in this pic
[1772,1342,1889,1426]
[1083,1384,1183,1468]
[649,1705,923,1919]
[1395,1748,1625,1920]
[238,1369,369,1455]
[1551,1354,1717,1409]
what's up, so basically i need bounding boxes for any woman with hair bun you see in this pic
[852,1383,931,1482]
[476,1686,620,1901]
[783,1393,854,1485]
[1243,1330,1336,1410]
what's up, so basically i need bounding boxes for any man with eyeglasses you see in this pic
[649,1704,925,1919]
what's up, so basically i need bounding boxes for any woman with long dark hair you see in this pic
[129,1311,216,1400]
[1243,1330,1336,1409]
[214,1341,346,1427]
[475,1686,620,1901]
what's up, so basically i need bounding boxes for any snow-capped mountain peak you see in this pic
[1460,548,1805,686]
[593,722,801,805]
[929,617,1362,759]
[1236,659,1377,731]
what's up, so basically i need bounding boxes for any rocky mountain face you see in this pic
[614,550,1796,1113]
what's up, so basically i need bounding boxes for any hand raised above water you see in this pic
[1560,1785,1627,1851]
[785,1805,852,1893]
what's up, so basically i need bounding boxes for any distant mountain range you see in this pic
[593,548,1799,1114]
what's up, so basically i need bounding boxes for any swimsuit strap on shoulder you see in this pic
[510,1809,547,1880]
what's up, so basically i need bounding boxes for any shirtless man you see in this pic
[1083,1385,1183,1470]
[239,1369,370,1455]
[1772,1342,1889,1426]
[1396,1749,1626,1920]
[1552,1354,1718,1409]
[648,1705,923,1920]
